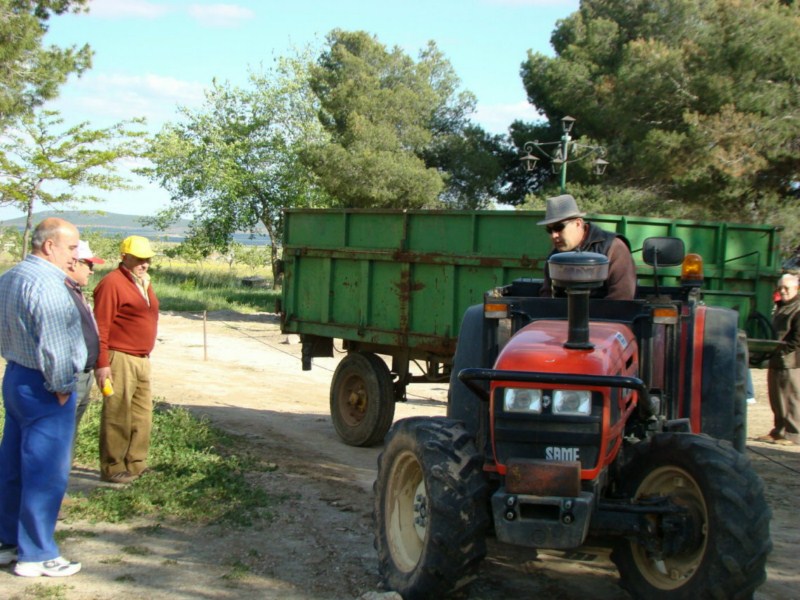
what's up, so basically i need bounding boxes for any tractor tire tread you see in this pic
[611,432,771,600]
[373,417,489,599]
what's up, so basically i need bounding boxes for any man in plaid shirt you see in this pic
[0,218,87,577]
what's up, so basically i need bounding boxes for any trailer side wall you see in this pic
[280,210,782,361]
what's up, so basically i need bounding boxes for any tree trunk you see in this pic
[20,201,35,259]
[270,238,282,289]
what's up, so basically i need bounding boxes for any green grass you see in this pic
[0,255,282,314]
[221,559,252,581]
[88,263,281,314]
[121,545,152,556]
[0,258,283,528]
[0,397,281,527]
[54,529,97,543]
[12,583,70,599]
[75,399,279,524]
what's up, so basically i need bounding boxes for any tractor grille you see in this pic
[492,389,602,470]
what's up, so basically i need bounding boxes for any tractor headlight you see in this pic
[503,388,542,414]
[552,390,592,416]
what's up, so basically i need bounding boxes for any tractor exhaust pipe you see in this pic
[548,251,610,350]
[565,288,592,349]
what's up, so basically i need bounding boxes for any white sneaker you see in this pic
[14,556,81,577]
[747,397,757,404]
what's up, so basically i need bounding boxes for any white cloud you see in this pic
[474,101,541,134]
[87,0,170,19]
[187,3,255,28]
[50,73,207,130]
[87,1,255,27]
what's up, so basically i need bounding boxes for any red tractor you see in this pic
[373,237,771,599]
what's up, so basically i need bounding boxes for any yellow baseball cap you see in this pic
[119,235,155,259]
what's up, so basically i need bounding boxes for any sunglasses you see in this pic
[79,260,95,272]
[545,219,575,234]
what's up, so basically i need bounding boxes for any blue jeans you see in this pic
[0,362,76,562]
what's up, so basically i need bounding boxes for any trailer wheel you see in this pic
[330,352,395,447]
[611,433,771,600]
[746,310,776,366]
[373,417,488,599]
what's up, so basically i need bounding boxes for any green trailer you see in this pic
[278,208,782,446]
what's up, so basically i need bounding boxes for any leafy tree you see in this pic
[0,224,22,257]
[80,230,122,264]
[307,30,503,209]
[519,0,800,246]
[424,124,511,209]
[141,53,331,281]
[163,238,207,266]
[417,42,508,209]
[0,109,148,257]
[0,1,93,128]
[232,243,271,275]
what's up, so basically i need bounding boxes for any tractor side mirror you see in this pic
[642,237,685,267]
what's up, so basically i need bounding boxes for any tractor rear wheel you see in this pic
[373,417,488,599]
[700,307,748,451]
[330,352,395,447]
[448,305,492,449]
[611,433,771,600]
[732,329,748,451]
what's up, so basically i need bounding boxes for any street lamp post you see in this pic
[520,116,608,193]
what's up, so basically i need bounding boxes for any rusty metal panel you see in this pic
[505,459,581,497]
[281,209,782,352]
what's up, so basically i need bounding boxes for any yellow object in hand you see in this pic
[102,379,114,397]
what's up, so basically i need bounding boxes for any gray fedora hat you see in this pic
[537,194,586,226]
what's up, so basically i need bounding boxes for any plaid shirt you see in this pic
[0,254,87,393]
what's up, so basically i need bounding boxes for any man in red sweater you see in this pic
[93,236,159,484]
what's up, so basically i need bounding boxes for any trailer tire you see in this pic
[373,417,488,599]
[330,352,395,447]
[746,310,776,366]
[611,433,771,600]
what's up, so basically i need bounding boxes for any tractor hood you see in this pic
[494,320,637,377]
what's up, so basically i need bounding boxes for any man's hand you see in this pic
[56,392,70,406]
[95,366,112,389]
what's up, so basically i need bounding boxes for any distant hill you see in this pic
[0,211,270,245]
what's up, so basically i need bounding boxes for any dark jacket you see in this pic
[65,278,99,371]
[540,222,637,299]
[770,295,800,370]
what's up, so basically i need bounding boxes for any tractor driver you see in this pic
[538,194,637,300]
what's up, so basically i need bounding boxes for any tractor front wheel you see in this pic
[611,433,771,600]
[373,417,488,599]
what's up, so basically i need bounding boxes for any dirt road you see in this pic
[3,311,798,599]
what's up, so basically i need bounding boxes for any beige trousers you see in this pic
[99,351,152,477]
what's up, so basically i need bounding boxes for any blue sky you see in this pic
[1,0,580,220]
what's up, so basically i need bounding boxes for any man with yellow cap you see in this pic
[92,236,159,484]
